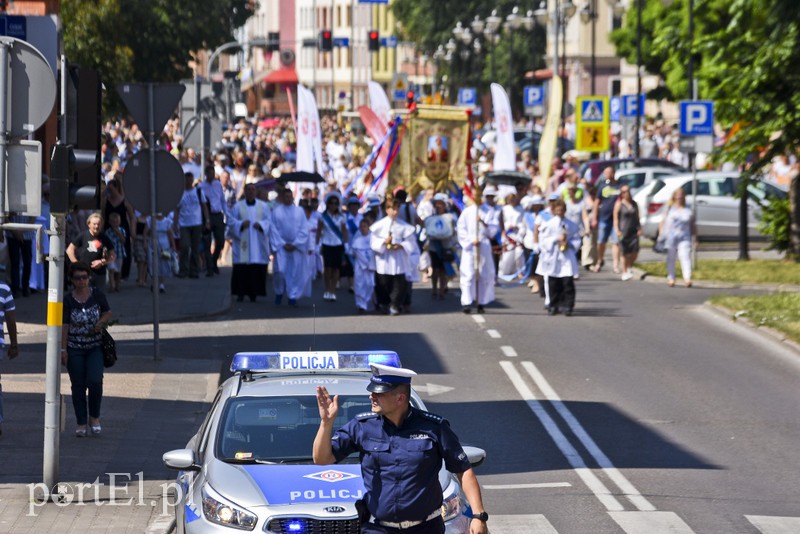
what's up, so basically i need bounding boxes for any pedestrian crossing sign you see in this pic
[576,96,609,152]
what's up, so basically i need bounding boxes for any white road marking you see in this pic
[608,511,695,533]
[521,361,656,512]
[412,383,454,396]
[471,315,486,324]
[499,361,624,511]
[487,329,501,339]
[490,514,559,533]
[500,345,518,357]
[746,515,800,534]
[483,482,572,490]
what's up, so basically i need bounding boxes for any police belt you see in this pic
[376,510,441,529]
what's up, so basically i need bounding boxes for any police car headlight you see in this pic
[201,484,257,530]
[440,491,462,522]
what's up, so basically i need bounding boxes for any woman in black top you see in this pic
[66,212,116,291]
[61,262,113,437]
[102,178,136,280]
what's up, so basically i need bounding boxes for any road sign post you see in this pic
[679,100,715,269]
[575,96,609,153]
[118,82,186,361]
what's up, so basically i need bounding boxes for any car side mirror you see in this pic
[463,445,487,468]
[163,449,201,471]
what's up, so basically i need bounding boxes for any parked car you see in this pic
[615,166,683,194]
[641,172,788,240]
[578,158,687,185]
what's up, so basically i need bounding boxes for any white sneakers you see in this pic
[621,270,634,281]
[323,292,337,301]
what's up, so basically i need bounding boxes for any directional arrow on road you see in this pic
[413,383,454,396]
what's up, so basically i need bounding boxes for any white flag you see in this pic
[491,83,516,171]
[296,85,324,175]
[368,80,391,126]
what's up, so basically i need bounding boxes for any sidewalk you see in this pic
[0,267,232,533]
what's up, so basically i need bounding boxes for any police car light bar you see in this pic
[230,351,402,373]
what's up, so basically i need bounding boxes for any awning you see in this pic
[263,67,298,85]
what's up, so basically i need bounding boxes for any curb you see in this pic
[703,302,800,356]
[634,268,800,292]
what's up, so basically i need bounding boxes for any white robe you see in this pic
[457,204,498,306]
[271,204,309,299]
[369,217,417,276]
[303,211,322,297]
[351,232,376,310]
[535,216,581,278]
[499,204,525,276]
[227,200,272,265]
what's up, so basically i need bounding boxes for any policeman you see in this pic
[313,363,489,534]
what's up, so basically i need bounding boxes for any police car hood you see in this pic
[207,459,452,508]
[207,459,367,508]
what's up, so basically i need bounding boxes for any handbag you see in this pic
[101,328,117,368]
[652,234,667,254]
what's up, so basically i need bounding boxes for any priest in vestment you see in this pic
[457,195,498,314]
[270,188,309,305]
[227,180,273,302]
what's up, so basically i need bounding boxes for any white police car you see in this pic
[163,351,487,533]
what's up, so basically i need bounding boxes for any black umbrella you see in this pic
[484,170,532,186]
[277,171,326,184]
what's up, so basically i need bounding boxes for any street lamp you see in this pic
[535,1,576,126]
[580,1,598,94]
[432,44,445,99]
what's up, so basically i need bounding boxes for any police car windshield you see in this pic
[216,395,373,463]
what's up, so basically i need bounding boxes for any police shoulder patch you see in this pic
[355,412,378,421]
[417,410,444,424]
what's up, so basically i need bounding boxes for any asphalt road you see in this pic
[162,268,799,534]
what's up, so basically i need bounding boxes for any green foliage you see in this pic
[62,0,254,113]
[758,196,792,255]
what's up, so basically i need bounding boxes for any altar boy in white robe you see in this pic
[457,194,498,314]
[351,218,376,313]
[536,199,581,316]
[370,198,418,316]
[227,179,273,302]
[270,188,309,305]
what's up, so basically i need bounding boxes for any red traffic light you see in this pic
[323,31,331,39]
[368,30,380,52]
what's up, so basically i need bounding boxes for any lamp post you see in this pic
[432,45,445,100]
[534,1,576,125]
[580,0,598,94]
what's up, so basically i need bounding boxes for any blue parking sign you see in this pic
[621,94,644,118]
[458,87,477,106]
[610,96,621,122]
[523,86,543,107]
[679,101,714,136]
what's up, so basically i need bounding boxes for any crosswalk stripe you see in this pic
[491,514,559,533]
[746,515,800,534]
[608,511,695,533]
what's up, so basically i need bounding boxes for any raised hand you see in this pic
[316,386,339,424]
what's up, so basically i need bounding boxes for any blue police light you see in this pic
[287,520,304,532]
[230,351,401,373]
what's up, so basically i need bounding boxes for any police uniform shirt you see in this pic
[330,406,471,523]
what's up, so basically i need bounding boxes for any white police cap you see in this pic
[367,363,417,393]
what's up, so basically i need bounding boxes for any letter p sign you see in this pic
[680,101,714,136]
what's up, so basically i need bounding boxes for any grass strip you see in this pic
[710,293,800,344]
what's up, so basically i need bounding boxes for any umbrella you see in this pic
[484,170,532,186]
[276,171,326,184]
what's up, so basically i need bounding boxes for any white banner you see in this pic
[491,83,515,171]
[296,85,324,176]
[368,80,391,126]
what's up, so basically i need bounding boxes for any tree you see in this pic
[611,0,800,260]
[62,0,254,112]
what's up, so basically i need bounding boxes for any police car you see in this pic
[163,351,487,533]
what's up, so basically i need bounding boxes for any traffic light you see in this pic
[319,30,333,52]
[368,30,380,52]
[267,31,280,53]
[57,65,102,212]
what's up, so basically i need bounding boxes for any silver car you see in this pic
[163,351,486,533]
[641,172,788,240]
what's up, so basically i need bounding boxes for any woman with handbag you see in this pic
[659,188,696,287]
[61,262,112,437]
